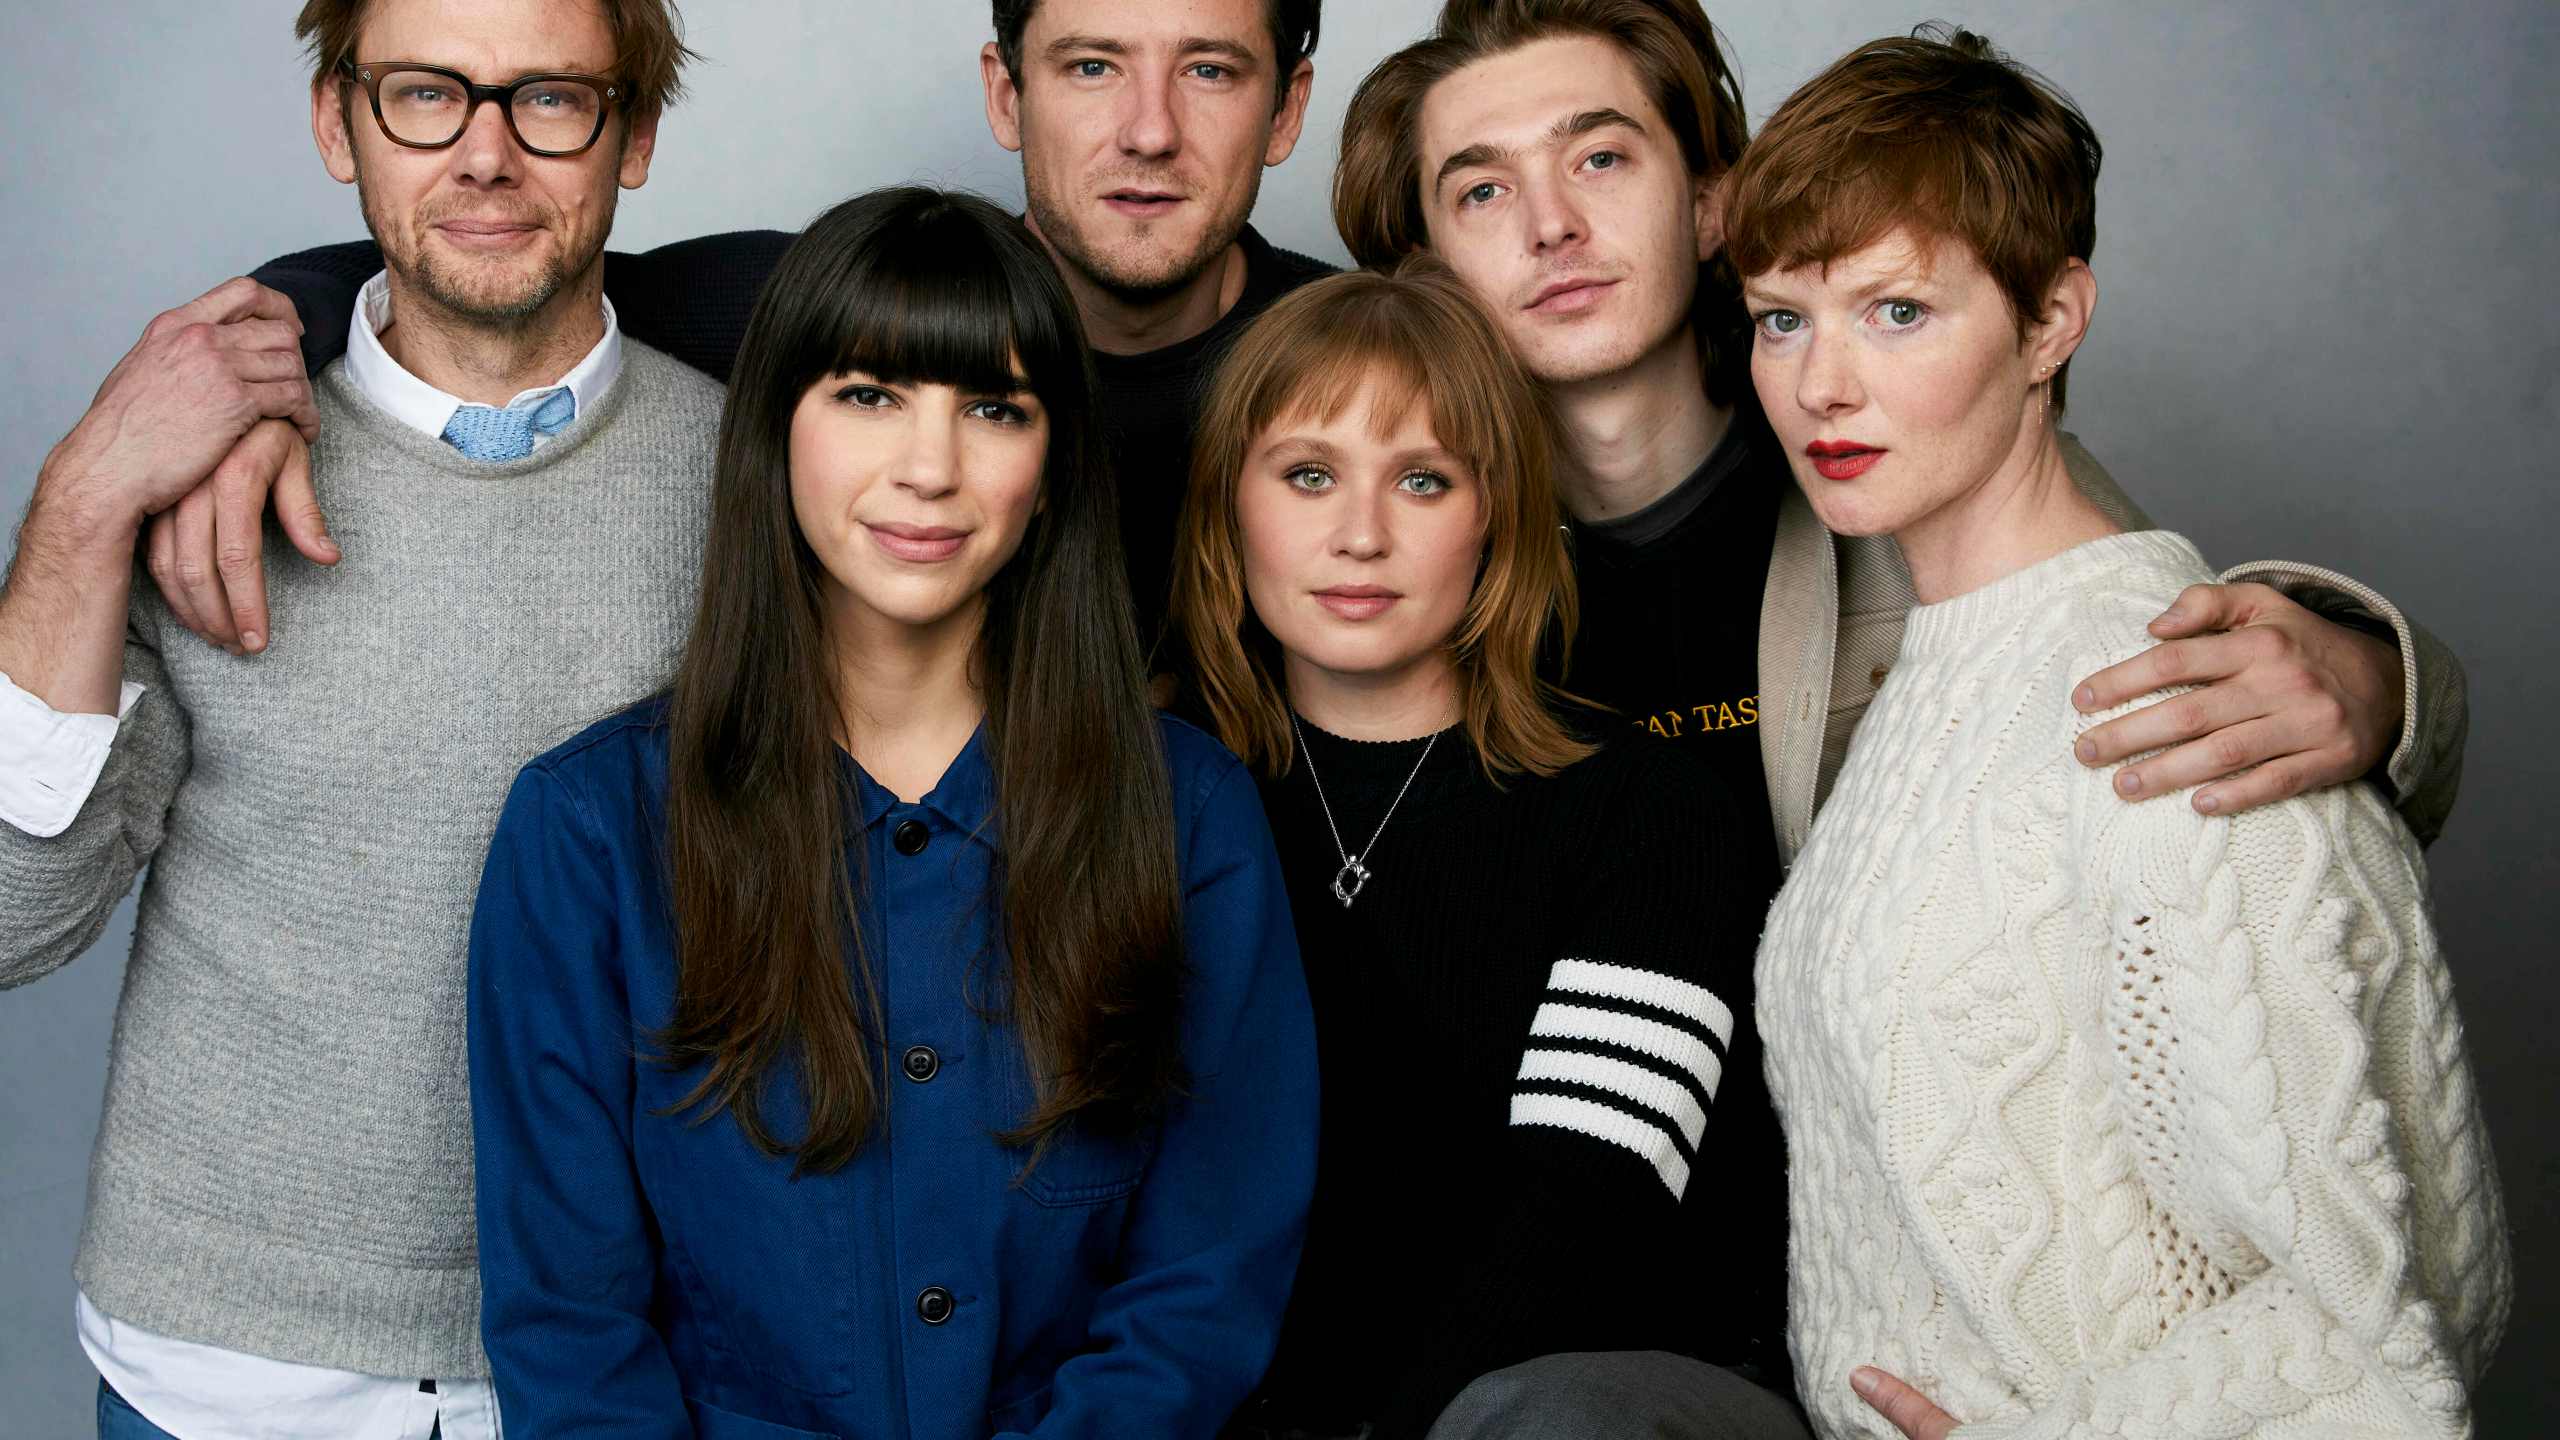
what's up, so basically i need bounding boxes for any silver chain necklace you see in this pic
[1290,713,1445,908]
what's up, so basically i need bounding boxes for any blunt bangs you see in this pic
[1174,259,1594,783]
[1228,290,1511,494]
[772,194,1091,416]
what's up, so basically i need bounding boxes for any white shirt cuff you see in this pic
[0,670,144,838]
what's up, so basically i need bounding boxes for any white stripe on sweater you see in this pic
[1510,1091,1691,1198]
[1515,1047,1709,1147]
[1546,958,1734,1046]
[1528,1002,1726,1103]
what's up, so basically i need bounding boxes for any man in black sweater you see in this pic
[160,0,1337,656]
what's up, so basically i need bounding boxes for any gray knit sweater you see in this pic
[0,343,724,1377]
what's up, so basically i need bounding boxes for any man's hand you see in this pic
[2072,582,2401,817]
[145,422,334,654]
[1851,1367,1957,1440]
[40,277,319,533]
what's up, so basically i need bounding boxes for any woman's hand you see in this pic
[1851,1366,1958,1440]
[2070,581,2400,815]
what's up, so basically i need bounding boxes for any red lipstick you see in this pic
[1805,440,1885,481]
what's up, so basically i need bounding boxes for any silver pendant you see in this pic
[1331,858,1372,908]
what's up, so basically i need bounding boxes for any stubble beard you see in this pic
[356,163,613,331]
[1022,154,1260,303]
[1517,281,1700,390]
[408,242,574,326]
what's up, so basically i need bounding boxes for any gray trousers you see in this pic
[1424,1351,1814,1440]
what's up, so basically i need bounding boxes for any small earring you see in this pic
[2037,362,2057,424]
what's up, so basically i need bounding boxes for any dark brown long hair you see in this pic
[659,186,1185,1174]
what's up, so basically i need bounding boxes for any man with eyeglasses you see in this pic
[0,2,717,1435]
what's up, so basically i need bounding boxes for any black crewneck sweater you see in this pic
[1566,405,1786,868]
[1551,407,1798,1420]
[1249,721,1781,1437]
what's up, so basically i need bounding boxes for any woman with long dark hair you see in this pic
[464,187,1317,1440]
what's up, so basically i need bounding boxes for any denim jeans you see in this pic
[96,1381,180,1440]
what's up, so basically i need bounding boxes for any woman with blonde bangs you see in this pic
[1177,260,1803,1440]
[1732,29,2508,1440]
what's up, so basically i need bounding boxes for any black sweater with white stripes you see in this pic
[1245,720,1787,1437]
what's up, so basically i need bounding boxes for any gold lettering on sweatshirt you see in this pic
[1629,695,1759,740]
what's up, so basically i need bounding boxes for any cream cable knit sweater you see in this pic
[1757,530,2508,1439]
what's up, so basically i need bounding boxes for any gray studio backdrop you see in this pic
[4,2,2552,1433]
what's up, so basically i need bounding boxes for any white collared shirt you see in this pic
[344,269,623,443]
[81,1296,503,1440]
[18,273,618,1439]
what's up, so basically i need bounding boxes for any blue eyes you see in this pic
[1066,61,1232,81]
[1456,150,1625,210]
[1749,300,1930,341]
[1284,466,1452,496]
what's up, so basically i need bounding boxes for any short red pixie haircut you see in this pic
[1725,25,2102,409]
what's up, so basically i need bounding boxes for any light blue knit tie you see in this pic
[440,387,577,462]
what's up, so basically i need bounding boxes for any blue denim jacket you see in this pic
[466,702,1317,1440]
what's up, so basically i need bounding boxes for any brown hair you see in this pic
[293,0,697,120]
[1724,25,2102,409]
[1332,0,1752,404]
[1172,256,1594,780]
[661,188,1184,1175]
[990,0,1321,110]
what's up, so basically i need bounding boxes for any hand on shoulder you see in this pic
[2070,579,2401,819]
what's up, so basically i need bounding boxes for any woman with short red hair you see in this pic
[1732,27,2509,1440]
